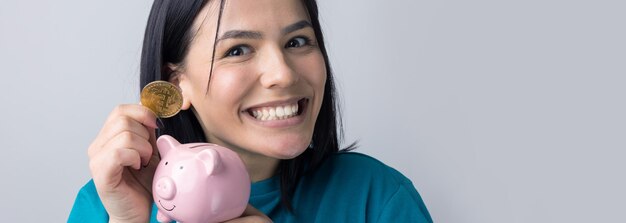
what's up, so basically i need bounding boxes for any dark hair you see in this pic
[140,0,350,212]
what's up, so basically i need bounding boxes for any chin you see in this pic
[262,140,310,160]
[272,149,306,160]
[244,131,310,159]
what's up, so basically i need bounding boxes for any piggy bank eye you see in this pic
[179,166,184,170]
[165,162,168,165]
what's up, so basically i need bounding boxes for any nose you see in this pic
[155,177,176,200]
[260,48,299,89]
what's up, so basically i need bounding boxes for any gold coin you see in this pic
[140,81,183,118]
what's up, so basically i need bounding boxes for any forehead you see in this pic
[194,0,310,36]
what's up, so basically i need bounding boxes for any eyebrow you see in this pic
[215,20,312,44]
[282,20,312,34]
[217,30,262,43]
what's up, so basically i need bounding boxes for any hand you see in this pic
[88,104,160,223]
[222,204,273,223]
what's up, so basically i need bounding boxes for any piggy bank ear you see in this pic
[196,149,221,176]
[156,135,180,157]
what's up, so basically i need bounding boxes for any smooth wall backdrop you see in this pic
[1,0,624,222]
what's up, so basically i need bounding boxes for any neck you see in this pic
[203,134,280,182]
[238,152,280,182]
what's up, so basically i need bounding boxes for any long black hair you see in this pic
[139,0,349,211]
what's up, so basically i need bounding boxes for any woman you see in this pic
[69,0,433,222]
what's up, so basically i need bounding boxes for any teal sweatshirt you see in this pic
[69,152,433,222]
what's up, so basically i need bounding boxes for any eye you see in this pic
[224,45,252,57]
[179,166,184,170]
[285,36,310,48]
[165,162,168,165]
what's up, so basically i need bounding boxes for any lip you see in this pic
[242,98,309,128]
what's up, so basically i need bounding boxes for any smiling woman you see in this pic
[68,0,432,222]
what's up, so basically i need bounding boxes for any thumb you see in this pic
[222,204,272,223]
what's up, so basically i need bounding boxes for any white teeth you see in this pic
[276,107,284,117]
[249,102,300,121]
[262,110,269,120]
[284,106,293,116]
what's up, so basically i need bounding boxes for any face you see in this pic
[173,0,326,160]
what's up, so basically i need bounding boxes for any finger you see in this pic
[90,129,153,168]
[106,130,154,167]
[241,204,267,217]
[91,104,157,151]
[146,125,158,167]
[102,111,155,142]
[222,204,272,223]
[108,104,158,129]
[90,147,142,189]
[90,115,155,158]
[223,216,273,223]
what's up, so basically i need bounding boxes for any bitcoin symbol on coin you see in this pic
[141,81,183,118]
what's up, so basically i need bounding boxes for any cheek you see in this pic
[297,53,327,90]
[209,70,250,102]
[201,67,256,118]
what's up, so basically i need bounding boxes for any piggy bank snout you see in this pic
[155,177,177,200]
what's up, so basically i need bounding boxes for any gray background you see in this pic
[0,0,624,222]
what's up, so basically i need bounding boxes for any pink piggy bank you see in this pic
[152,135,250,223]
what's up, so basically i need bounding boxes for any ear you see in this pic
[195,148,221,176]
[166,63,192,111]
[156,135,180,157]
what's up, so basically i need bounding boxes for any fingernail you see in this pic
[142,160,150,169]
[156,118,165,129]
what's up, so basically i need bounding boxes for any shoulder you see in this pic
[316,151,412,185]
[297,152,433,222]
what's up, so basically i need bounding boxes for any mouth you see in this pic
[244,98,308,121]
[158,200,176,212]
